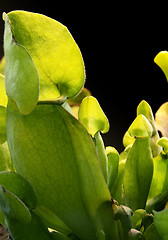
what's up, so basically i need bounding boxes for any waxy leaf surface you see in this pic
[137,100,161,157]
[7,10,85,99]
[0,186,31,224]
[0,171,37,210]
[7,102,117,240]
[7,212,53,240]
[148,153,168,199]
[3,13,40,115]
[78,96,109,137]
[124,137,153,211]
[128,115,153,138]
[154,51,168,82]
[106,146,119,191]
[0,142,14,172]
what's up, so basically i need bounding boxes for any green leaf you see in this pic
[155,102,168,137]
[128,114,153,138]
[7,212,54,240]
[137,100,161,157]
[137,100,156,133]
[0,171,37,210]
[148,153,168,199]
[0,74,7,107]
[35,205,72,235]
[7,10,85,99]
[144,223,161,240]
[3,13,40,115]
[0,141,15,172]
[123,131,135,148]
[94,132,108,182]
[7,101,117,240]
[146,191,168,213]
[67,88,91,119]
[132,209,146,230]
[111,160,126,205]
[78,96,109,137]
[106,146,119,191]
[153,208,168,240]
[114,205,133,238]
[154,51,168,82]
[157,137,168,154]
[0,106,7,144]
[0,185,31,224]
[124,137,153,211]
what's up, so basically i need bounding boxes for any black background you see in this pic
[1,2,168,152]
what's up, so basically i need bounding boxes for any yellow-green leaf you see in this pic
[154,51,168,82]
[0,74,7,107]
[124,137,153,211]
[3,13,40,115]
[78,96,109,137]
[7,10,85,100]
[7,102,117,239]
[128,115,153,138]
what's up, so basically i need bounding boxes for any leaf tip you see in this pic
[128,114,153,138]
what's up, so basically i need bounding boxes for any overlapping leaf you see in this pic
[124,115,153,211]
[7,10,85,101]
[7,102,118,239]
[3,13,40,115]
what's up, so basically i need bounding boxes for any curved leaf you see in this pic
[132,209,146,230]
[154,51,168,82]
[146,191,168,213]
[128,114,153,138]
[137,100,161,157]
[94,132,108,182]
[7,212,53,240]
[157,137,168,153]
[123,131,135,148]
[7,101,117,240]
[106,146,119,190]
[114,205,133,238]
[7,10,85,99]
[0,171,37,210]
[143,223,161,240]
[110,160,126,205]
[0,142,14,172]
[137,100,156,133]
[3,13,40,115]
[78,96,109,137]
[0,185,31,224]
[124,137,153,211]
[148,153,168,199]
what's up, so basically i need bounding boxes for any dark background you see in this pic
[1,2,168,152]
